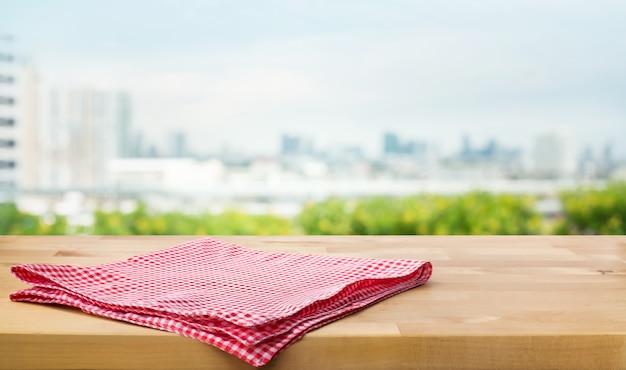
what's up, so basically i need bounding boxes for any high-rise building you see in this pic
[115,93,132,158]
[383,132,401,155]
[0,34,17,192]
[40,87,132,189]
[172,130,187,158]
[0,35,42,192]
[16,61,40,189]
[383,131,430,160]
[280,134,313,156]
[532,130,576,178]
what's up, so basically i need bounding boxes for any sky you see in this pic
[2,0,626,159]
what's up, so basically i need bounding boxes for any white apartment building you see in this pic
[40,87,131,190]
[15,62,40,189]
[0,35,42,193]
[0,35,17,191]
[0,34,18,193]
[532,130,576,178]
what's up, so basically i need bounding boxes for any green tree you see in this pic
[554,181,626,234]
[93,203,293,235]
[296,193,542,235]
[0,203,68,235]
[298,198,353,234]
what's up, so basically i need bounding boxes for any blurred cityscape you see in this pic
[1,34,625,230]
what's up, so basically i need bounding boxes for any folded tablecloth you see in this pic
[10,237,432,367]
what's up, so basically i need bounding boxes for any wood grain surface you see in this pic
[1,235,625,369]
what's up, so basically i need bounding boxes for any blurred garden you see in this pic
[2,181,625,236]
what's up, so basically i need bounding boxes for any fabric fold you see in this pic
[10,237,432,367]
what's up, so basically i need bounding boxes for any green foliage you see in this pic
[297,198,353,235]
[554,181,626,234]
[435,192,542,235]
[93,203,293,235]
[5,183,624,236]
[0,202,68,235]
[298,192,542,235]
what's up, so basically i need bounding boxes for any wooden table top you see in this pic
[1,235,625,369]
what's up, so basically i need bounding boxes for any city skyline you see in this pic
[2,0,626,159]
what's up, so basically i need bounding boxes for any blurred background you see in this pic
[1,0,625,235]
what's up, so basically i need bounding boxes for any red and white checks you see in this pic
[10,237,432,367]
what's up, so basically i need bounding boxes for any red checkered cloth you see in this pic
[10,237,432,367]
